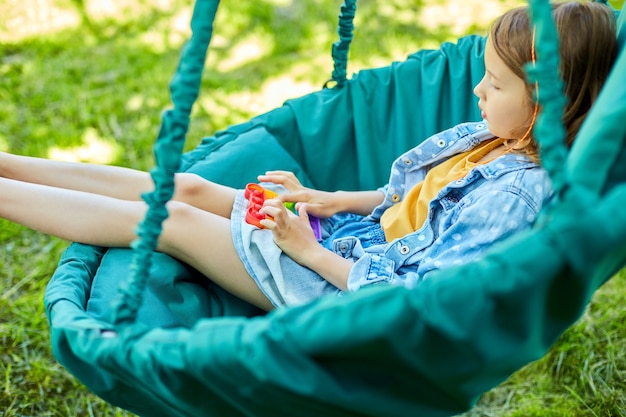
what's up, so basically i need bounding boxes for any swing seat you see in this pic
[44,1,626,416]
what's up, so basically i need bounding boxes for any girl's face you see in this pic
[473,38,533,140]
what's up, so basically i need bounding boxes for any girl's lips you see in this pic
[480,110,487,120]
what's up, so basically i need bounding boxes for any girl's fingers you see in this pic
[296,203,310,221]
[259,199,289,222]
[262,170,295,178]
[277,190,306,203]
[258,171,302,191]
[258,218,275,229]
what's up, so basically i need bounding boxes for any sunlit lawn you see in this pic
[1,0,624,415]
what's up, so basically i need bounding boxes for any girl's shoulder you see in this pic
[401,122,494,166]
[475,157,554,211]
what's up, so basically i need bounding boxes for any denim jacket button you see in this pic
[399,245,410,255]
[436,139,446,148]
[403,158,412,166]
[339,242,349,252]
[391,194,401,203]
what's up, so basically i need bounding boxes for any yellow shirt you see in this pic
[380,138,506,242]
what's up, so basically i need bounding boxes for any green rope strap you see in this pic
[111,0,220,326]
[526,0,568,194]
[326,0,357,88]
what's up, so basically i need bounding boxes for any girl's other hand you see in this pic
[259,199,320,266]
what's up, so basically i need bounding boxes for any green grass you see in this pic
[464,270,626,417]
[1,0,625,415]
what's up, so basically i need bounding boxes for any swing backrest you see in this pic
[180,35,485,192]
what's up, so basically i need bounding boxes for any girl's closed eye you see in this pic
[488,75,501,90]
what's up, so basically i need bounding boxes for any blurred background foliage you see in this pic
[0,0,523,169]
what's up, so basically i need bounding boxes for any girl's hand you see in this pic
[258,171,338,218]
[259,199,320,266]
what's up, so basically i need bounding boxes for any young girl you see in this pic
[0,2,617,311]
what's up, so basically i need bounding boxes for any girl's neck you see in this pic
[476,138,510,164]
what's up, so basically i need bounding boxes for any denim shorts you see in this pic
[231,191,386,308]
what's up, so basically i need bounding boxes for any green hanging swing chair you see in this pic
[44,0,626,415]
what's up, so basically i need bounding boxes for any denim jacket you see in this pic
[333,122,554,292]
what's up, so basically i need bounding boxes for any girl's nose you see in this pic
[473,77,485,98]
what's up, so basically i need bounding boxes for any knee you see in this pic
[172,172,235,217]
[165,199,196,224]
[174,173,207,203]
[158,200,200,258]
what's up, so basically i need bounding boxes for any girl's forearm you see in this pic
[298,190,385,288]
[332,190,385,216]
[299,246,354,291]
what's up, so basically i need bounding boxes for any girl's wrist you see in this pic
[332,190,384,216]
[304,246,352,290]
[329,190,347,214]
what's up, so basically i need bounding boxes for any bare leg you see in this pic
[1,177,146,247]
[0,177,273,311]
[0,152,236,218]
[0,152,154,200]
[159,201,274,311]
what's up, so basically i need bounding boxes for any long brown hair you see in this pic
[489,1,617,158]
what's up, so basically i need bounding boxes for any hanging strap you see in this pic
[526,0,568,194]
[325,0,357,88]
[111,0,220,326]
